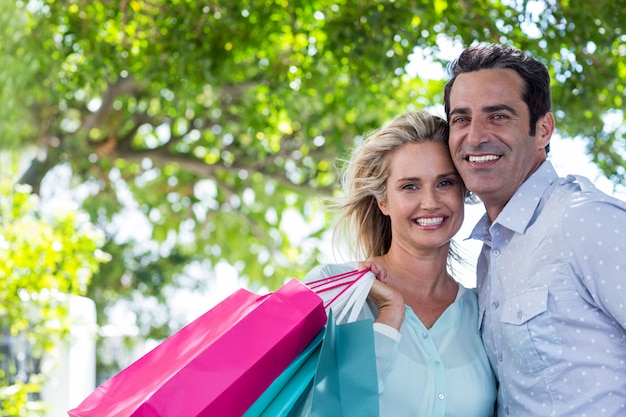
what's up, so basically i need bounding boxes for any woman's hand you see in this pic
[368,279,405,331]
[358,259,388,283]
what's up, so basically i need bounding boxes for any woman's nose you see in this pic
[420,188,440,209]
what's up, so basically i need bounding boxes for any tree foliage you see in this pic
[0,155,109,416]
[1,0,624,383]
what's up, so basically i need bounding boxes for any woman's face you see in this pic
[377,141,465,254]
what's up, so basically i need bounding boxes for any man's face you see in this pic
[447,68,552,220]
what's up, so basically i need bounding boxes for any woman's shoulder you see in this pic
[455,283,480,310]
[302,262,359,283]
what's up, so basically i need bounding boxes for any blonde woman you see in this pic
[304,111,495,417]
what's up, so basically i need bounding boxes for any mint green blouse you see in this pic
[304,263,496,417]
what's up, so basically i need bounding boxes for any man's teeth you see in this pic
[468,155,499,162]
[416,217,444,226]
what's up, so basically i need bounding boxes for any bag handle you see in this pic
[307,269,369,309]
[306,268,366,289]
[307,269,375,324]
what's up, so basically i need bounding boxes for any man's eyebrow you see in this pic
[449,107,469,117]
[483,104,518,115]
[449,104,518,117]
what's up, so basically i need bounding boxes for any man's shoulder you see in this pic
[542,174,626,237]
[554,174,626,209]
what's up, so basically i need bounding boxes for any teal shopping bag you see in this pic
[243,330,324,417]
[310,312,379,417]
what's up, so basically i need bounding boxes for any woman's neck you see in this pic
[373,243,459,329]
[377,244,454,297]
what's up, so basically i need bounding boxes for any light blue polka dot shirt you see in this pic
[471,161,626,416]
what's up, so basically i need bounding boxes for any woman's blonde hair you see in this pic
[332,110,466,265]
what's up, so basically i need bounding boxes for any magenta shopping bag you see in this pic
[243,269,375,417]
[68,279,327,417]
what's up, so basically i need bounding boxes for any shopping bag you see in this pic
[243,330,324,417]
[68,279,327,417]
[243,269,375,417]
[310,311,379,417]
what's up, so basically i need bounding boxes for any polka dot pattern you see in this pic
[472,162,626,416]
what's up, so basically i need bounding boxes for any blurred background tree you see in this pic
[0,155,108,416]
[1,0,624,408]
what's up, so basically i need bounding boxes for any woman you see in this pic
[304,111,496,416]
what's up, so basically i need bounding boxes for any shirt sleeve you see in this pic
[373,322,402,342]
[373,321,402,393]
[564,193,626,329]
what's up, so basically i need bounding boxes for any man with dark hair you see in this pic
[444,43,626,416]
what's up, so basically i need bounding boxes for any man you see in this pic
[444,43,626,416]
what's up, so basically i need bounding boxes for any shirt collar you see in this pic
[469,160,558,239]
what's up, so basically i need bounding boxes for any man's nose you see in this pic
[466,119,489,147]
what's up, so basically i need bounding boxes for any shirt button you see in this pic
[493,249,501,256]
[504,406,510,415]
[491,301,499,310]
[435,360,441,366]
[497,353,503,362]
[421,332,428,339]
[517,310,523,321]
[438,393,445,400]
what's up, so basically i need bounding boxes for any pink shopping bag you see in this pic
[68,279,327,417]
[243,269,375,417]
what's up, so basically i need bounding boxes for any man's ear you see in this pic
[377,198,389,216]
[537,111,554,151]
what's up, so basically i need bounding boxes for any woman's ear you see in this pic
[377,198,389,216]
